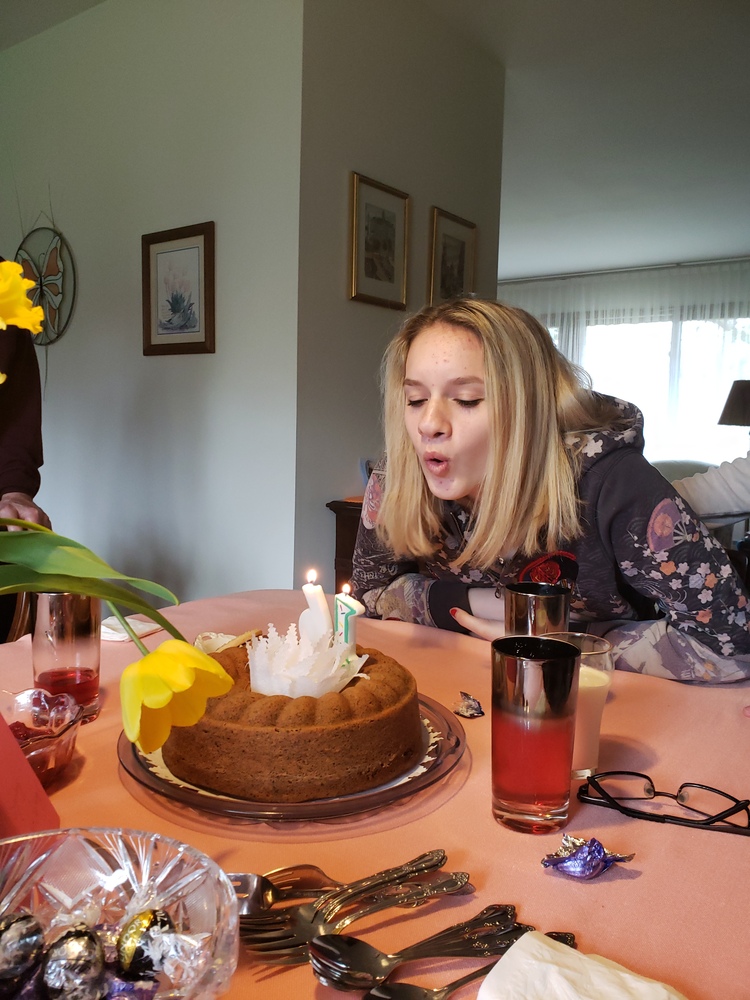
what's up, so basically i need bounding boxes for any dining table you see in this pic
[1,588,749,1000]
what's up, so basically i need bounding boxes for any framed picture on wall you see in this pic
[349,172,409,309]
[428,208,477,304]
[142,221,215,356]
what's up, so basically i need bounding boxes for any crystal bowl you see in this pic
[0,688,84,786]
[0,827,239,998]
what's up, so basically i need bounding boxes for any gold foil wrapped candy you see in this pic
[117,909,174,979]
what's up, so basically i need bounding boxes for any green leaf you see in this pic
[0,519,185,641]
[0,568,185,641]
[0,520,178,605]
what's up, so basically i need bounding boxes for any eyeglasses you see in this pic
[577,770,750,836]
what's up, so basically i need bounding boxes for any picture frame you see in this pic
[142,221,215,356]
[350,172,409,309]
[428,207,477,304]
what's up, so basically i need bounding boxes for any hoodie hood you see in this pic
[564,393,645,477]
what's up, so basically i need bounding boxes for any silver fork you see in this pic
[240,872,467,931]
[242,849,448,927]
[262,863,343,894]
[241,872,473,963]
[312,849,448,922]
[228,867,342,914]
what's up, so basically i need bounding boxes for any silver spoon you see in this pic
[309,905,525,990]
[363,961,497,1000]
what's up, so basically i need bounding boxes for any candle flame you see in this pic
[342,583,351,595]
[306,569,317,585]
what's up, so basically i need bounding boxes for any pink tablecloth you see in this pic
[2,589,749,999]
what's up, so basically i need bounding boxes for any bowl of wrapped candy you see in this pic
[0,827,238,998]
[0,688,84,787]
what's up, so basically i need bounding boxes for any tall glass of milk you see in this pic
[542,632,614,778]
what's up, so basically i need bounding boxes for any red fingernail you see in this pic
[449,607,458,617]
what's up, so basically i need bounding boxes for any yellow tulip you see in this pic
[120,639,234,753]
[0,260,45,335]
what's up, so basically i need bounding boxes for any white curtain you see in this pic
[496,258,750,463]
[497,257,750,325]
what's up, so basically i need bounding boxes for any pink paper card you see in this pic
[0,714,59,837]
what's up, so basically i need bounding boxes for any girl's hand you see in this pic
[450,606,505,641]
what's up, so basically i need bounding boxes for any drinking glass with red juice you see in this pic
[32,593,101,723]
[491,635,580,834]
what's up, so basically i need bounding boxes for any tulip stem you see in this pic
[106,602,149,656]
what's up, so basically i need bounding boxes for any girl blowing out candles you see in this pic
[351,298,750,683]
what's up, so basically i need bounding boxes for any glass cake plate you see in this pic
[117,695,465,821]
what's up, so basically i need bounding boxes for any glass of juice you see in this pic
[542,632,614,778]
[491,634,580,834]
[32,593,101,723]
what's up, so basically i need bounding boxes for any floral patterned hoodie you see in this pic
[351,397,750,683]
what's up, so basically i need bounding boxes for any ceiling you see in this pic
[0,0,105,52]
[430,0,750,278]
[2,0,749,280]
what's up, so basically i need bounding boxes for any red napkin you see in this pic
[0,714,59,837]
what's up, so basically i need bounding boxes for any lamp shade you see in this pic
[718,381,750,426]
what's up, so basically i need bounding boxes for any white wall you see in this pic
[0,0,304,601]
[294,0,505,587]
[0,0,504,604]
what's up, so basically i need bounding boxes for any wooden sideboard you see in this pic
[326,498,363,591]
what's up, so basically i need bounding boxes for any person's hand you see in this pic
[451,587,505,640]
[0,491,52,529]
[450,606,505,641]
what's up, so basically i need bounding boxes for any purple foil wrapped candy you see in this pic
[105,970,160,998]
[541,835,635,879]
[453,691,484,718]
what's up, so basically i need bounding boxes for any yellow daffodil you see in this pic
[0,260,45,335]
[121,639,234,753]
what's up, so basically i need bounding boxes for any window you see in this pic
[498,259,750,464]
[581,318,750,461]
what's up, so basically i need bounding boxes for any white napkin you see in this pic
[477,932,688,1000]
[194,631,239,653]
[101,616,163,642]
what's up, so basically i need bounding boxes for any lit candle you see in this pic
[299,570,333,646]
[334,583,365,651]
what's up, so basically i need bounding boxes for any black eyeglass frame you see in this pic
[577,770,750,836]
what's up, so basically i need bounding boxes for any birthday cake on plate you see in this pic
[161,642,423,802]
[161,579,424,803]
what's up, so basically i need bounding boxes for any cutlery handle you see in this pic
[315,849,447,920]
[546,930,577,948]
[394,903,516,948]
[434,961,498,1000]
[374,870,472,906]
[401,903,516,951]
[395,921,533,964]
[332,873,471,932]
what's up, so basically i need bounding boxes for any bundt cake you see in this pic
[160,644,424,802]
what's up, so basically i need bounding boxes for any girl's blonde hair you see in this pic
[377,299,623,569]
